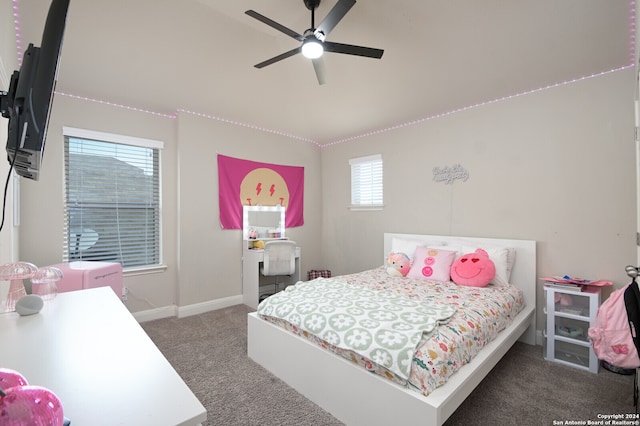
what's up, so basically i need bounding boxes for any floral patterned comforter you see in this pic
[257,267,524,396]
[257,279,457,380]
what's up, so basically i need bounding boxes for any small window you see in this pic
[349,154,383,210]
[63,127,163,271]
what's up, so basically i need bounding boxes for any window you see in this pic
[63,127,163,271]
[349,154,383,210]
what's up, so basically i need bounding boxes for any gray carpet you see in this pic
[141,304,636,426]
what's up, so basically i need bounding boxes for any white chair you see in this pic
[260,240,297,294]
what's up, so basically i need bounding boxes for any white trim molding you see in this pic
[132,295,244,323]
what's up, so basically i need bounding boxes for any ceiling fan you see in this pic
[245,0,384,85]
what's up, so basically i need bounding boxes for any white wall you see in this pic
[15,96,324,315]
[0,0,18,266]
[7,54,638,340]
[633,5,640,265]
[16,95,179,312]
[320,69,636,332]
[175,112,323,307]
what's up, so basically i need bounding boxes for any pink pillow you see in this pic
[450,249,496,287]
[407,247,457,282]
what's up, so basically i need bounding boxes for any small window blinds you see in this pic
[349,154,383,209]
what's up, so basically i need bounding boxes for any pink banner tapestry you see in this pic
[217,154,304,229]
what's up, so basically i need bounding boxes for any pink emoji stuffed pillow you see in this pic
[450,248,496,287]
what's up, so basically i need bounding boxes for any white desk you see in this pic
[0,287,206,426]
[242,242,301,310]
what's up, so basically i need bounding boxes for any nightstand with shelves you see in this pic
[544,284,601,373]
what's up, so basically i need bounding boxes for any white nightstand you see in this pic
[544,283,601,373]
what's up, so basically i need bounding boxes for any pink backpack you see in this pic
[588,283,640,369]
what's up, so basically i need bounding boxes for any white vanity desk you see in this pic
[0,287,206,425]
[242,241,301,310]
[242,205,301,310]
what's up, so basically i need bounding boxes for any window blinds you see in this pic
[63,130,162,270]
[349,154,383,207]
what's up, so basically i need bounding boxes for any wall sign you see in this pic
[432,164,469,184]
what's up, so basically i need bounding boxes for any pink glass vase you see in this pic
[0,262,38,312]
[5,279,27,312]
[31,266,63,302]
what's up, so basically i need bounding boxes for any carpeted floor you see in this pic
[141,304,636,426]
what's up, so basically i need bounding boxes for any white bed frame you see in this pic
[248,233,536,426]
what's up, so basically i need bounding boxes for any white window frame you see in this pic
[62,126,165,274]
[349,154,383,211]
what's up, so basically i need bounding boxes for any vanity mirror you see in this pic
[243,206,286,240]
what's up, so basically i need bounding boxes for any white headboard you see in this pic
[384,233,537,343]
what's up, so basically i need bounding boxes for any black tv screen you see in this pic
[0,0,70,180]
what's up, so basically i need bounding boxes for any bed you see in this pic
[247,233,536,426]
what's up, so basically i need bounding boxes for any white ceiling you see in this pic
[13,0,633,144]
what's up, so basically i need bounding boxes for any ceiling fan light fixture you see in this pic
[302,38,323,59]
[246,0,384,84]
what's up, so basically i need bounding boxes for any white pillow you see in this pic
[433,245,462,256]
[391,237,446,261]
[461,245,512,286]
[505,248,517,281]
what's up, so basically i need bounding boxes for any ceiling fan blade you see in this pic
[311,57,327,85]
[254,47,302,68]
[245,10,304,41]
[323,41,384,59]
[316,0,356,38]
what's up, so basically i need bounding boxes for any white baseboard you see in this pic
[132,305,178,323]
[177,295,243,318]
[132,295,244,323]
